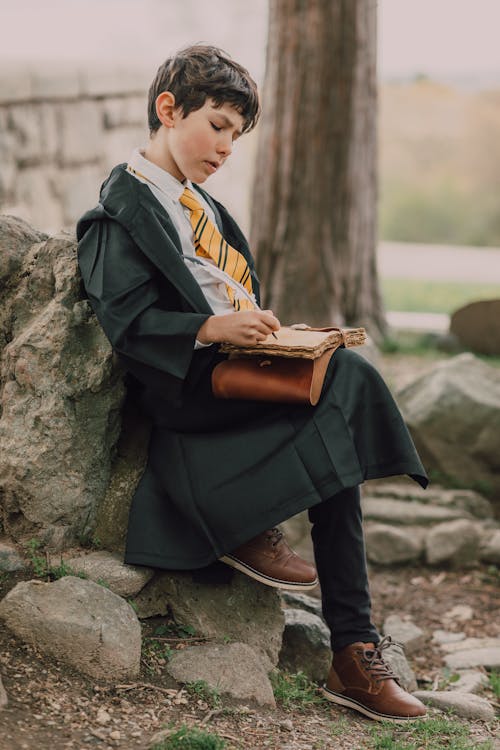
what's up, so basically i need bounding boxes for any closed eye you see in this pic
[211,123,222,132]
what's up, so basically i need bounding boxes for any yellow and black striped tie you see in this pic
[180,187,255,311]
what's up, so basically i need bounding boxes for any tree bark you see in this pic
[250,0,386,338]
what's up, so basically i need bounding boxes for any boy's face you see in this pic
[163,98,244,184]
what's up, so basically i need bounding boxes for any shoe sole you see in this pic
[322,686,426,723]
[219,554,318,591]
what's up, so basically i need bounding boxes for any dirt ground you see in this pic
[1,565,499,750]
[1,352,499,749]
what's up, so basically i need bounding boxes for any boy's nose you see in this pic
[217,136,232,157]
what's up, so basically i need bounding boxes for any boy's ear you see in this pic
[155,91,177,128]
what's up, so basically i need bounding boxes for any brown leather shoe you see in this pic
[220,528,318,590]
[323,637,427,722]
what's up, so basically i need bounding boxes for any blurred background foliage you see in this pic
[379,77,500,247]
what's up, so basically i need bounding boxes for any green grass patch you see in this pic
[379,331,448,356]
[270,670,325,709]
[151,725,226,750]
[369,716,494,750]
[328,715,352,737]
[381,278,500,314]
[488,670,500,699]
[185,680,222,709]
[23,538,87,581]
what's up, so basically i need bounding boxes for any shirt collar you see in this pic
[127,148,195,203]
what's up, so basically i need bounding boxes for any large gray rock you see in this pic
[425,519,481,567]
[134,570,285,669]
[412,690,495,721]
[166,642,276,707]
[279,608,331,682]
[479,529,500,563]
[382,615,425,656]
[365,523,423,565]
[64,550,154,597]
[0,576,141,680]
[450,298,500,356]
[0,218,143,549]
[398,353,500,512]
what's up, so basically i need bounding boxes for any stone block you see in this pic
[0,67,31,103]
[444,646,500,671]
[479,528,500,563]
[133,569,284,669]
[30,67,80,100]
[15,167,65,234]
[167,642,276,706]
[0,577,141,680]
[0,130,18,199]
[65,550,154,598]
[58,101,104,165]
[362,497,469,525]
[103,96,147,129]
[432,630,466,646]
[425,519,480,567]
[366,484,494,519]
[440,636,500,654]
[39,104,59,161]
[7,104,44,165]
[412,690,495,721]
[56,165,105,226]
[365,523,423,565]
[448,669,489,694]
[80,66,150,98]
[382,615,425,656]
[279,608,331,682]
[102,127,148,173]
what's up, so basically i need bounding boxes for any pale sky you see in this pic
[379,0,500,78]
[1,0,500,84]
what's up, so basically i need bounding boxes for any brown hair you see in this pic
[147,44,260,135]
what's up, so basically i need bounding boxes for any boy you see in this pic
[77,45,427,722]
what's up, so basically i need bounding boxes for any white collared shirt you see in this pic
[127,149,235,319]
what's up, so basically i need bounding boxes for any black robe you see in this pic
[77,164,427,570]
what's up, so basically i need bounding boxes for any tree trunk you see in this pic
[250,0,386,338]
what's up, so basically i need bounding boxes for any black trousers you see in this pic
[308,485,380,652]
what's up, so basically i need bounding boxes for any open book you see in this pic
[219,325,366,360]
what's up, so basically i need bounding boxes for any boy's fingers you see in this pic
[259,311,280,330]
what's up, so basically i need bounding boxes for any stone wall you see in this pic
[0,64,150,235]
[0,62,257,237]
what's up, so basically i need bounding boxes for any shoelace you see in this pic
[265,528,284,548]
[360,635,399,682]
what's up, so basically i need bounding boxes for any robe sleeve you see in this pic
[77,218,212,385]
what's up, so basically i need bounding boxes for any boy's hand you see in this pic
[197,310,280,346]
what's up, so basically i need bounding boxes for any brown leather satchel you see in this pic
[211,326,366,405]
